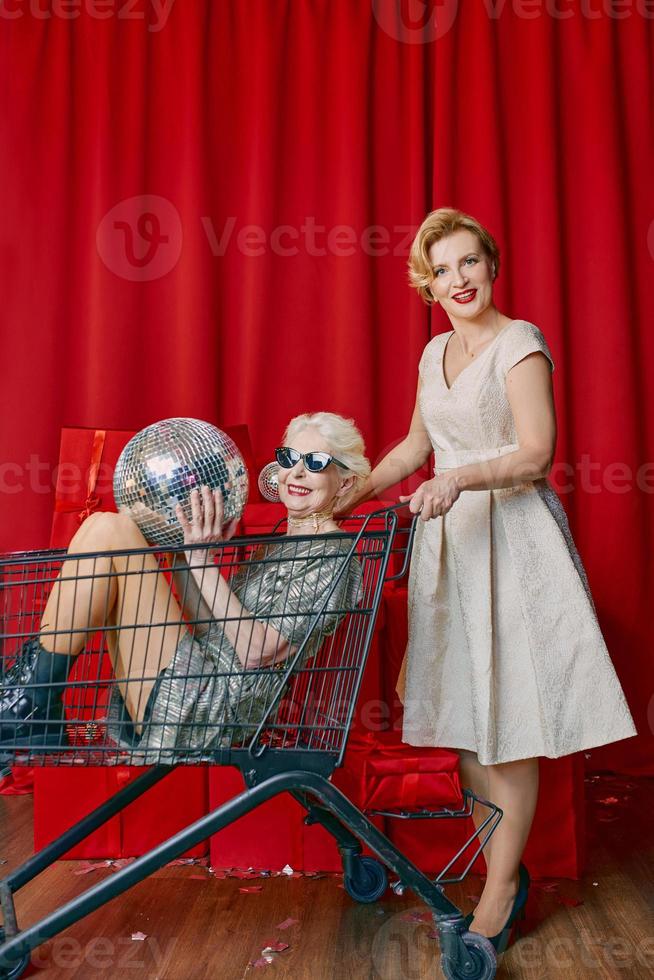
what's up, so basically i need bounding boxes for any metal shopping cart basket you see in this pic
[0,506,501,979]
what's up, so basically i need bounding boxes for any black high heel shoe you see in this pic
[486,863,530,952]
[466,863,530,953]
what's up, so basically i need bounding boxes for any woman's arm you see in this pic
[453,352,556,491]
[176,487,290,669]
[347,380,433,509]
[168,553,216,637]
[403,353,556,520]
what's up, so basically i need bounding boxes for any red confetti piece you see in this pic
[262,942,290,953]
[110,858,134,870]
[252,956,273,968]
[276,918,299,930]
[73,860,111,875]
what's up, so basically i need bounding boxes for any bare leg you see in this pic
[39,512,186,724]
[458,749,493,872]
[469,757,539,938]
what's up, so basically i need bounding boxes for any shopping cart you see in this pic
[0,506,501,980]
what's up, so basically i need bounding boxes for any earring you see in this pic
[258,461,280,502]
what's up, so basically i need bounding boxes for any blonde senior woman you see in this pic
[0,412,368,759]
[347,208,636,951]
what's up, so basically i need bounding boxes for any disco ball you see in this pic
[113,418,249,547]
[258,461,280,502]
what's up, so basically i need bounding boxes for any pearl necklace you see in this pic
[287,510,335,532]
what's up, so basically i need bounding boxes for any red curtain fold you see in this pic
[0,2,652,773]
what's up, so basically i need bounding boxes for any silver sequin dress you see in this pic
[403,319,637,764]
[107,535,362,761]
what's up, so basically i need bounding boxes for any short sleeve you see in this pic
[417,336,442,382]
[267,545,363,650]
[503,322,555,376]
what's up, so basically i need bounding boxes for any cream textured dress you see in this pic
[402,319,637,765]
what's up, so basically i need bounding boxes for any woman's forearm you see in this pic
[452,447,553,492]
[184,557,286,667]
[355,432,433,504]
[170,555,215,636]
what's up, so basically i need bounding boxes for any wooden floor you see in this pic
[1,772,653,979]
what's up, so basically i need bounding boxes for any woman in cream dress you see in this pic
[349,208,636,948]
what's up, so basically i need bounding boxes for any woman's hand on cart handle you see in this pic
[399,473,461,522]
[175,486,239,566]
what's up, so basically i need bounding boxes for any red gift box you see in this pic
[386,754,586,880]
[208,765,387,873]
[49,422,261,549]
[336,730,462,812]
[33,767,208,859]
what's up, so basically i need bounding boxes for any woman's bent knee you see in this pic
[76,511,144,548]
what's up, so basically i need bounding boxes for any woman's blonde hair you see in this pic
[282,412,370,509]
[407,207,500,305]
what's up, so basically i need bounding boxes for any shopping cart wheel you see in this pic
[0,929,30,980]
[440,931,496,980]
[343,856,388,903]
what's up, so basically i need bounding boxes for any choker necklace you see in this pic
[287,510,335,532]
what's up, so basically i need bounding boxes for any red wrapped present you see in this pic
[0,767,35,796]
[387,754,586,880]
[208,765,386,873]
[34,766,209,859]
[335,730,462,812]
[50,422,261,549]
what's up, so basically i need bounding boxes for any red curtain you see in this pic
[0,2,652,774]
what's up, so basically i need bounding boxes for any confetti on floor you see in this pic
[275,918,299,930]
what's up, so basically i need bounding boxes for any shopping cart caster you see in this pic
[343,856,388,903]
[440,930,496,980]
[0,929,30,980]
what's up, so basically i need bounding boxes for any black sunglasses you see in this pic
[275,446,349,473]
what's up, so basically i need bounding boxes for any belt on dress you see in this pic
[434,443,519,473]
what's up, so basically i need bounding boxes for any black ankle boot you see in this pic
[0,638,74,744]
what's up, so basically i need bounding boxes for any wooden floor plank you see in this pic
[1,772,653,979]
